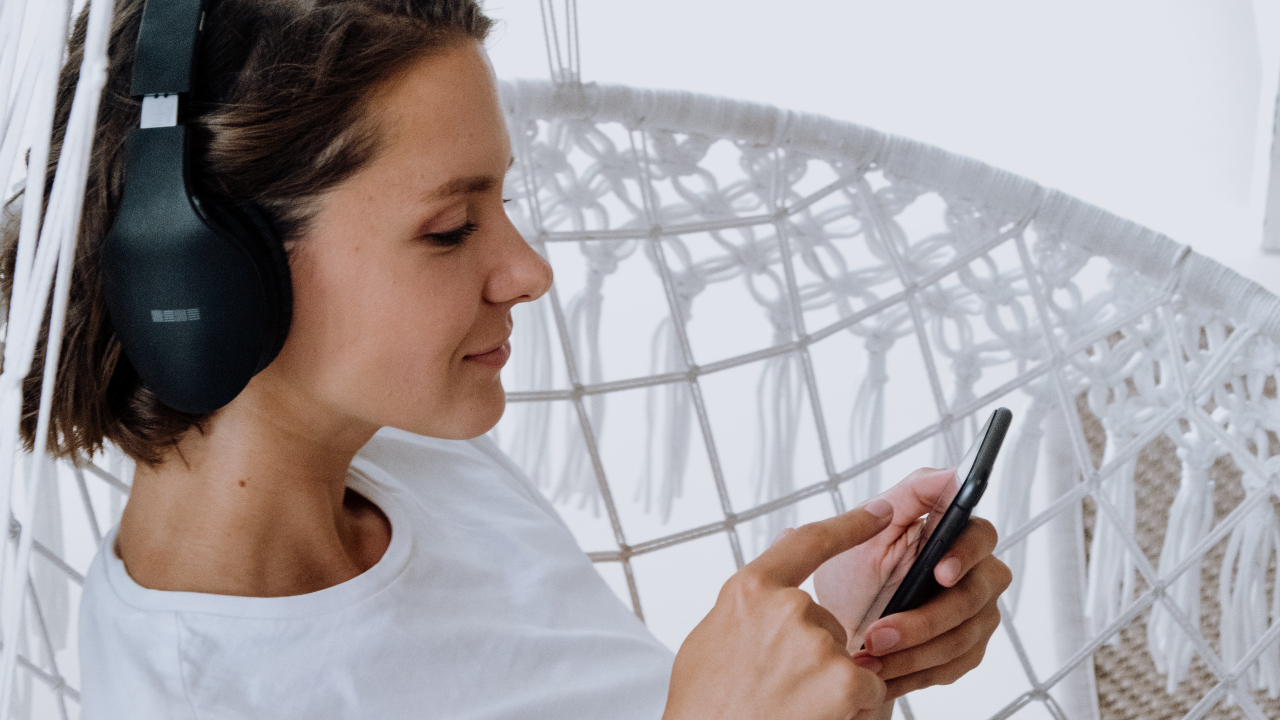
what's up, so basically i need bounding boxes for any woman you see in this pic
[1,1,1010,718]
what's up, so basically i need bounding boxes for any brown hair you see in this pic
[0,0,492,465]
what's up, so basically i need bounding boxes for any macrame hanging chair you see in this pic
[1,1,1279,719]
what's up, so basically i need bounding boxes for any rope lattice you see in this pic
[0,0,1279,714]
[489,80,1280,720]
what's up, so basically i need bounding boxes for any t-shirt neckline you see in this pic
[102,465,411,619]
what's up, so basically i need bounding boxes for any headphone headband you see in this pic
[131,0,206,97]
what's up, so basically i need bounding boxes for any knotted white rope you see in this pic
[1147,421,1217,692]
[496,80,1280,719]
[1210,332,1280,697]
[3,4,1280,709]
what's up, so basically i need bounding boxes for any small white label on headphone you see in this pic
[140,94,179,129]
[151,308,202,323]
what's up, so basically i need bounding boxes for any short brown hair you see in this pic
[0,0,492,465]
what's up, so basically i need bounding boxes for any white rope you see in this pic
[496,79,1280,717]
[1147,424,1217,691]
[0,26,1278,711]
[993,389,1052,613]
[0,0,32,149]
[537,0,581,84]
[0,0,112,715]
[636,314,692,521]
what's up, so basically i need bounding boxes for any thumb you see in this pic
[746,499,894,588]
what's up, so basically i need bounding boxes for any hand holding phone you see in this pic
[847,408,1012,645]
[879,407,1011,617]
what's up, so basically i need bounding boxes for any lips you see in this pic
[464,340,511,369]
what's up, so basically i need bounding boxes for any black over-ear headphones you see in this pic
[101,0,292,414]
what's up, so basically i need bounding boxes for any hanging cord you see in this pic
[538,0,581,85]
[0,0,115,714]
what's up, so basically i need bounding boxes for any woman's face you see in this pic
[255,41,552,440]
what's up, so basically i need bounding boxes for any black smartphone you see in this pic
[879,407,1012,617]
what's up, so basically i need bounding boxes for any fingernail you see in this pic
[770,528,794,546]
[853,655,883,674]
[863,498,893,519]
[867,627,900,654]
[937,557,962,585]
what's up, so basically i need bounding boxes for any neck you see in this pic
[115,383,390,597]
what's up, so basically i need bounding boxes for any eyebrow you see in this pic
[422,157,517,202]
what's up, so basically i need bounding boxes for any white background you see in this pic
[485,0,1280,295]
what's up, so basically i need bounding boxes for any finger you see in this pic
[863,598,1001,681]
[805,598,849,650]
[827,660,886,715]
[883,639,988,700]
[875,467,959,529]
[862,556,1011,656]
[748,499,894,588]
[933,517,999,587]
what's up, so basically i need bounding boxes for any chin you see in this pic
[409,388,506,440]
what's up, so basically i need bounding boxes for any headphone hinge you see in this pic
[140,94,179,129]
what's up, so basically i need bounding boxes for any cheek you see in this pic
[281,241,482,417]
[363,282,473,389]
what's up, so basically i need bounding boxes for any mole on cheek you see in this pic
[238,480,247,488]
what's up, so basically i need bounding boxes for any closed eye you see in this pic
[424,221,478,247]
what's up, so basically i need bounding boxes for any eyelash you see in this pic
[421,196,510,246]
[426,221,479,247]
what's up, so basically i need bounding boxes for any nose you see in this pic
[484,213,553,307]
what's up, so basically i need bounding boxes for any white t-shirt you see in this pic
[78,429,675,719]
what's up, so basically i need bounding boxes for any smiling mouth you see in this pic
[464,340,511,368]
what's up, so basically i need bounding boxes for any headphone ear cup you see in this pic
[102,126,293,413]
[196,199,293,372]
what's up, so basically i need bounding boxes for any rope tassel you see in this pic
[1146,433,1216,693]
[995,392,1053,614]
[1217,472,1280,698]
[848,343,888,502]
[498,299,555,489]
[638,317,693,522]
[1085,443,1139,638]
[750,350,804,554]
